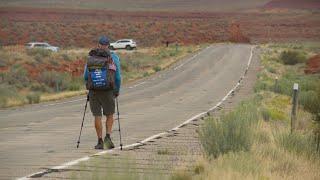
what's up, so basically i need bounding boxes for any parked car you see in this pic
[109,39,137,50]
[25,42,59,52]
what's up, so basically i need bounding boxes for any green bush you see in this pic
[153,66,161,72]
[26,92,41,104]
[279,50,306,65]
[26,48,51,58]
[261,108,271,121]
[68,81,81,91]
[199,101,259,158]
[276,72,320,96]
[30,82,52,93]
[61,53,71,61]
[4,65,29,87]
[300,89,320,121]
[120,60,129,72]
[143,72,150,77]
[0,84,19,107]
[254,72,274,93]
[39,71,72,92]
[0,96,7,107]
[0,59,7,67]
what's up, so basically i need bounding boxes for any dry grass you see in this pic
[0,45,203,108]
[193,43,320,180]
[40,90,87,102]
[195,116,320,180]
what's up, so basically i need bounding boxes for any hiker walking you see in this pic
[83,36,121,150]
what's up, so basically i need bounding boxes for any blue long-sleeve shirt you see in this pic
[84,52,122,93]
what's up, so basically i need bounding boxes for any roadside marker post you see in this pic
[291,83,299,133]
[274,76,279,93]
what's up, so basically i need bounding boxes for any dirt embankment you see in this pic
[305,54,320,74]
[0,7,319,47]
[264,0,320,10]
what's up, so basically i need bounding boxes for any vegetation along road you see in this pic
[0,44,254,179]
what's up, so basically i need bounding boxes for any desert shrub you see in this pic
[254,80,269,92]
[61,53,71,61]
[0,96,7,107]
[0,58,7,67]
[30,82,52,93]
[300,89,320,121]
[157,47,180,59]
[254,72,274,92]
[261,107,271,121]
[170,172,192,180]
[39,71,72,92]
[34,54,43,62]
[276,72,319,96]
[266,66,276,73]
[26,92,41,104]
[26,48,51,58]
[120,60,129,72]
[268,108,288,121]
[279,50,307,65]
[275,131,319,159]
[4,64,29,87]
[0,84,18,107]
[199,101,259,158]
[143,72,149,77]
[153,66,161,72]
[68,79,82,91]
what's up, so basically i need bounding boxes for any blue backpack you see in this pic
[86,49,115,91]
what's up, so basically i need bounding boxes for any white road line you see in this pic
[40,98,85,107]
[129,81,146,89]
[18,45,255,180]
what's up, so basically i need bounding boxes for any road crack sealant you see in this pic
[18,45,255,180]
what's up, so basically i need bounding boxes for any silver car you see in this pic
[25,42,59,52]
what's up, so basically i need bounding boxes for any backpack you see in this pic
[86,49,116,91]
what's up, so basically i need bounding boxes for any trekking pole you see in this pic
[116,97,123,150]
[77,94,89,148]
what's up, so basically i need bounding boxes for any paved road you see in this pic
[0,44,253,179]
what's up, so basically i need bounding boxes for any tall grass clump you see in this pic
[280,50,307,65]
[275,72,319,96]
[199,101,259,158]
[300,90,320,122]
[39,71,73,92]
[4,64,30,88]
[26,92,40,104]
[0,84,19,107]
[275,131,319,159]
[26,48,51,58]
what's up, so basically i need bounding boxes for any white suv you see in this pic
[25,42,59,52]
[110,39,137,50]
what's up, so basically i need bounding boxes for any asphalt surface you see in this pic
[0,44,253,179]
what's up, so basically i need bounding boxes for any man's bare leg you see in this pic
[94,116,103,139]
[106,114,114,135]
[94,116,104,149]
[104,114,115,149]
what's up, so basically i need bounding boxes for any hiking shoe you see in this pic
[104,136,115,149]
[94,141,104,150]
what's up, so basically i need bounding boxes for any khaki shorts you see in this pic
[89,90,115,116]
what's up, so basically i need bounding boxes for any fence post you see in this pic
[291,83,299,133]
[274,76,279,93]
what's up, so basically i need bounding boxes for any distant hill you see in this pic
[0,0,270,12]
[264,0,320,10]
